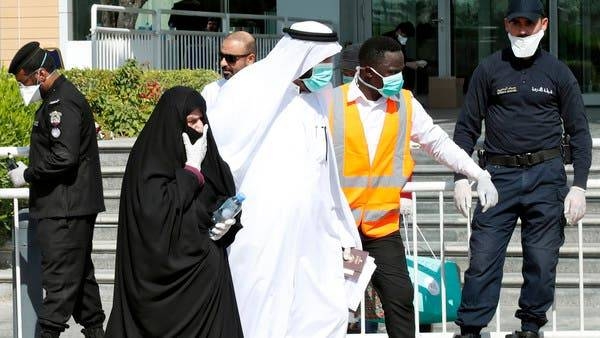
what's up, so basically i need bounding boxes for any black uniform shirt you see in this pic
[453,48,592,188]
[24,75,105,218]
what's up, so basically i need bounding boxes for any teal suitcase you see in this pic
[406,255,462,324]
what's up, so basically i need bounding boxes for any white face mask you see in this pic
[397,35,408,45]
[18,52,47,106]
[19,82,42,106]
[508,29,544,58]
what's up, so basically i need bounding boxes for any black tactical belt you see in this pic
[485,147,562,167]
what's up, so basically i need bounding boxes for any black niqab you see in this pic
[106,86,243,337]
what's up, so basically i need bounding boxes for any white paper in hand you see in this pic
[345,255,376,311]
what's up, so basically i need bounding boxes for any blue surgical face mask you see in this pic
[357,66,404,98]
[302,63,333,92]
[342,75,355,84]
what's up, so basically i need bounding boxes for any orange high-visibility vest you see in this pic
[330,84,414,238]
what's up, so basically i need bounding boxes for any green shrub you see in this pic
[0,68,36,244]
[63,60,219,137]
[144,68,219,93]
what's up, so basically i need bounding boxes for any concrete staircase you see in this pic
[2,112,600,336]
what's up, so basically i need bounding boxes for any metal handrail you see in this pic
[3,180,600,337]
[2,145,600,336]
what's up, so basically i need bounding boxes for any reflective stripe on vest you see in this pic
[331,84,415,238]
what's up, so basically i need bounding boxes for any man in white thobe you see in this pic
[208,21,362,338]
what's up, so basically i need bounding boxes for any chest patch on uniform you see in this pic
[51,128,61,138]
[49,111,62,127]
[496,86,517,95]
[531,86,553,95]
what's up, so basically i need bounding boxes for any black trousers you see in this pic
[362,231,415,338]
[35,215,105,332]
[456,157,567,333]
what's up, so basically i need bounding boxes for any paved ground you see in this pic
[1,103,599,337]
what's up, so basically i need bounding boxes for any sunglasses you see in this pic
[219,52,250,63]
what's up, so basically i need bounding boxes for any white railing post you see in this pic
[360,298,366,335]
[91,4,99,69]
[439,191,447,333]
[411,191,420,335]
[578,219,585,331]
[552,290,557,332]
[153,9,162,69]
[13,197,21,338]
[1,187,30,338]
[223,13,231,33]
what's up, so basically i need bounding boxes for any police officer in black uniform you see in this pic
[450,1,592,338]
[7,41,106,338]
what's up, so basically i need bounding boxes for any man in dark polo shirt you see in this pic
[451,1,592,338]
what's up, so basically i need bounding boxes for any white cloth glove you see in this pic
[400,197,412,217]
[343,247,353,261]
[564,187,586,225]
[209,218,236,241]
[8,161,27,187]
[182,124,209,171]
[476,170,498,213]
[453,178,472,217]
[416,60,428,68]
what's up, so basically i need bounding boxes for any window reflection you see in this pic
[371,0,437,95]
[74,0,277,40]
[558,0,600,93]
[451,1,551,91]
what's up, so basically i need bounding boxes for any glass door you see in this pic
[451,1,511,91]
[556,0,600,105]
[371,0,438,95]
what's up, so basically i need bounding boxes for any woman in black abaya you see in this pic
[106,86,243,337]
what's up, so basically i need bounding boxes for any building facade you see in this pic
[1,0,598,105]
[0,0,59,66]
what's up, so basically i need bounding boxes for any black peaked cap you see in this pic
[8,41,44,75]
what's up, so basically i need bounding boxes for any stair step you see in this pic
[98,138,136,150]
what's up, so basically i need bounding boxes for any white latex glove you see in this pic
[453,178,472,217]
[209,218,236,241]
[400,198,412,217]
[182,124,209,171]
[476,170,498,213]
[8,161,27,187]
[564,187,586,225]
[343,247,353,261]
[416,60,428,68]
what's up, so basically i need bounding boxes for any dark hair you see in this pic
[359,36,403,67]
[396,21,415,37]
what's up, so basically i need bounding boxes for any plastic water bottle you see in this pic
[5,153,18,171]
[212,192,246,223]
